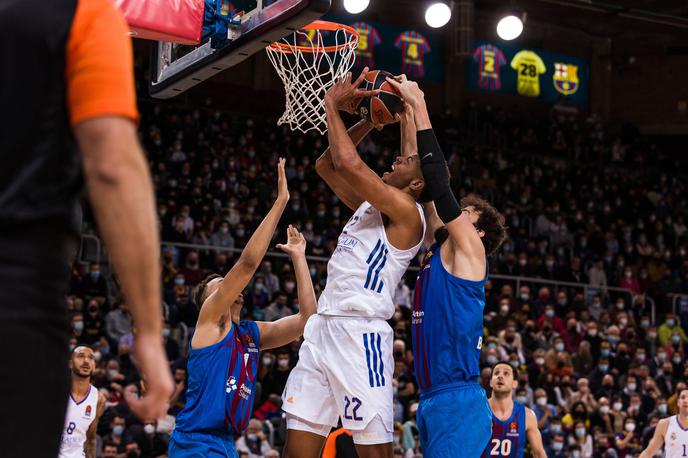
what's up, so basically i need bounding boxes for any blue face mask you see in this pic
[90,271,100,280]
[599,364,609,372]
[601,349,610,357]
[247,433,258,442]
[174,278,185,286]
[113,425,124,436]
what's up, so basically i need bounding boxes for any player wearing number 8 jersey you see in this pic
[59,346,106,458]
[640,388,688,458]
[482,363,546,458]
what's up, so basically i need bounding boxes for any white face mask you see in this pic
[144,424,155,435]
[536,397,547,406]
[625,423,636,432]
[613,402,623,411]
[278,359,289,369]
[600,405,610,415]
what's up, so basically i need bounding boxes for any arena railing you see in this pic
[160,241,657,324]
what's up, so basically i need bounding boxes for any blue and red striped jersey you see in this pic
[174,321,260,436]
[395,30,431,79]
[472,44,507,90]
[351,22,381,69]
[411,243,486,391]
[482,402,527,458]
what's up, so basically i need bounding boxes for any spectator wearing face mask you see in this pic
[261,348,292,399]
[534,388,557,434]
[263,292,292,322]
[102,415,127,454]
[80,262,109,300]
[209,220,235,253]
[135,420,168,456]
[658,314,687,347]
[569,420,593,458]
[590,397,614,435]
[538,305,565,334]
[615,417,642,457]
[235,420,275,457]
[549,432,567,457]
[664,329,686,358]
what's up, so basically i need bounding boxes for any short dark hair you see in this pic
[193,274,222,307]
[678,387,688,398]
[460,194,508,256]
[492,361,519,381]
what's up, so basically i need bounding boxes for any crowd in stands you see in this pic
[66,98,688,457]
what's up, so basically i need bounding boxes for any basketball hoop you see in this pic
[266,20,359,134]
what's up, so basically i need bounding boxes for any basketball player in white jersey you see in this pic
[59,346,106,458]
[281,69,426,458]
[640,387,688,458]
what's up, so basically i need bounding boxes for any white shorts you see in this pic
[282,314,394,445]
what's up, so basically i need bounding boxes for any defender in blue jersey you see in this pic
[483,363,546,458]
[169,160,317,457]
[388,76,509,457]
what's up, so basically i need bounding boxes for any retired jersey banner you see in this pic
[324,15,443,82]
[467,40,589,107]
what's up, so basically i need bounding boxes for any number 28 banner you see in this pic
[467,40,590,108]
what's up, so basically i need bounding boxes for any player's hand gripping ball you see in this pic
[357,70,404,126]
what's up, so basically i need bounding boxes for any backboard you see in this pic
[149,0,331,99]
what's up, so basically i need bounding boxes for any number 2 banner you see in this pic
[467,40,590,108]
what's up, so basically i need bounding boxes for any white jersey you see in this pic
[318,201,426,320]
[665,415,688,458]
[59,385,98,458]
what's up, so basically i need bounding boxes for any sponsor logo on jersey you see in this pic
[337,237,359,251]
[226,376,237,393]
[244,335,259,353]
[287,396,295,404]
[506,420,519,436]
[239,383,252,400]
[671,431,677,441]
[553,63,580,95]
[85,405,91,417]
[412,310,424,325]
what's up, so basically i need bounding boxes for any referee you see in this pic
[0,1,173,457]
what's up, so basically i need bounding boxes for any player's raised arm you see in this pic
[399,100,417,159]
[198,159,289,327]
[257,225,317,349]
[316,118,373,211]
[387,77,503,278]
[525,408,547,458]
[639,418,668,458]
[324,74,423,240]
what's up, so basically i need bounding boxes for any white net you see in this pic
[266,22,359,135]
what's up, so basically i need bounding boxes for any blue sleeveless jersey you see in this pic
[175,321,260,436]
[482,402,527,458]
[412,243,486,391]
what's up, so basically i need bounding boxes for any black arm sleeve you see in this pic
[417,128,461,223]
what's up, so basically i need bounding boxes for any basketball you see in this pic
[357,70,404,125]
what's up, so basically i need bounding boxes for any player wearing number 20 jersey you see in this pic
[640,388,688,458]
[483,363,547,458]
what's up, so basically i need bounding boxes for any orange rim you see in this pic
[268,20,359,54]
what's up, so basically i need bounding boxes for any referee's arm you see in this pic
[66,0,173,419]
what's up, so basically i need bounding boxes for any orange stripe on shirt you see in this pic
[66,0,139,127]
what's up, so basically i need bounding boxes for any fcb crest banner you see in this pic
[467,40,589,108]
[324,15,443,82]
